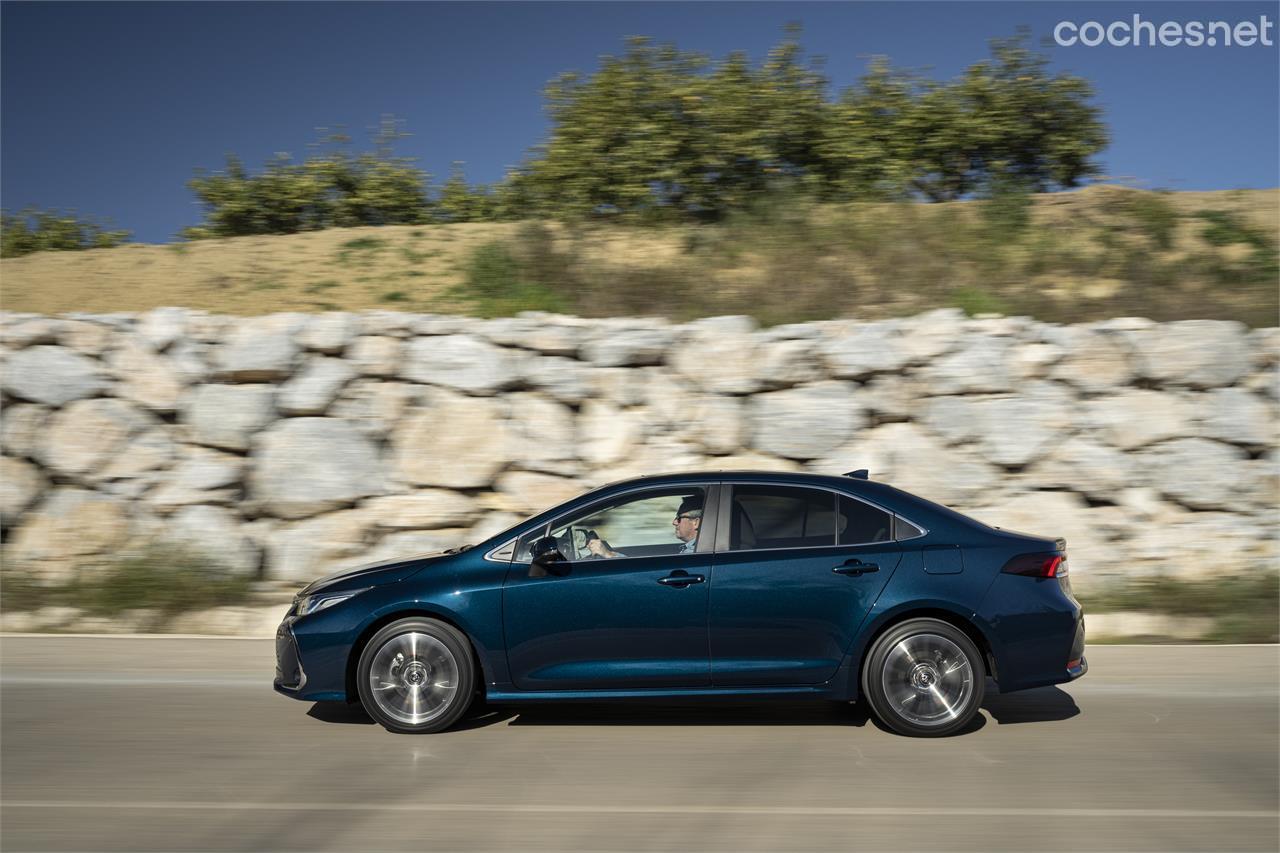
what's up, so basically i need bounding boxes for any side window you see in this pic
[838,494,893,545]
[539,487,708,561]
[729,486,835,551]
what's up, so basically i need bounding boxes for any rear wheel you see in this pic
[356,618,475,734]
[862,618,985,737]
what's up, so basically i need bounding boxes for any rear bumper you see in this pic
[980,574,1087,693]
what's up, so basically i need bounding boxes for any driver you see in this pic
[586,495,703,559]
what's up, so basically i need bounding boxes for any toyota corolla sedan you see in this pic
[275,470,1086,737]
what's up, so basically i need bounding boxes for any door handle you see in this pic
[658,571,705,587]
[833,560,879,576]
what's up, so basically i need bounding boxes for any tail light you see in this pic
[1001,552,1067,578]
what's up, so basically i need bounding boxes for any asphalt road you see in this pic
[1,637,1276,852]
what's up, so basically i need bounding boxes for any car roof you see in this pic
[591,469,873,492]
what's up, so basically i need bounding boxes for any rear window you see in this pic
[839,495,893,545]
[729,485,835,551]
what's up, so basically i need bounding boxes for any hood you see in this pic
[299,549,462,596]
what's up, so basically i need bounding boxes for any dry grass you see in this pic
[1,187,1275,324]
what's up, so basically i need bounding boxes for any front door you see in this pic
[709,484,901,686]
[503,485,716,691]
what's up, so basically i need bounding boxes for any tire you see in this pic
[356,617,476,734]
[862,618,985,737]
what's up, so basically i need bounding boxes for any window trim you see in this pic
[501,482,721,564]
[716,480,928,555]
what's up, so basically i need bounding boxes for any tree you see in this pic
[183,116,432,238]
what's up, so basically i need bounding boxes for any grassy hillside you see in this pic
[1,187,1276,326]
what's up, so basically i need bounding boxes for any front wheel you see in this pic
[356,618,476,734]
[862,618,985,737]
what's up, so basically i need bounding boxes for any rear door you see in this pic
[708,484,901,686]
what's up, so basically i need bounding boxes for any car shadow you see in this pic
[981,684,1080,724]
[309,685,1072,734]
[499,700,875,728]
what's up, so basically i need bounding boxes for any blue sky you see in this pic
[2,1,1277,243]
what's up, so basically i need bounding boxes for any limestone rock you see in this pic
[1030,437,1135,501]
[578,400,645,466]
[0,403,52,458]
[137,307,189,351]
[821,321,909,379]
[581,328,673,367]
[671,316,760,394]
[757,338,825,388]
[277,357,355,416]
[358,530,469,566]
[164,505,260,576]
[0,318,64,348]
[264,509,374,582]
[709,451,803,473]
[920,337,1016,395]
[7,488,133,567]
[183,384,276,452]
[359,310,418,337]
[401,334,521,394]
[750,382,865,460]
[38,398,154,478]
[688,395,745,455]
[1139,438,1249,510]
[146,446,245,512]
[1129,320,1252,388]
[504,393,578,474]
[0,456,46,525]
[898,308,965,363]
[329,380,420,438]
[1084,390,1197,449]
[2,345,109,406]
[922,383,1073,468]
[363,490,479,530]
[348,335,402,377]
[494,471,585,515]
[480,317,581,356]
[168,340,212,383]
[109,336,185,413]
[809,423,1001,506]
[524,356,593,404]
[213,314,304,381]
[1049,329,1135,393]
[60,320,115,355]
[590,367,652,407]
[391,391,509,489]
[297,312,357,354]
[251,418,386,519]
[1195,388,1274,447]
[94,429,177,497]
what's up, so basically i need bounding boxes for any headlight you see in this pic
[294,588,367,617]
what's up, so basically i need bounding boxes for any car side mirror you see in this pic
[529,537,567,574]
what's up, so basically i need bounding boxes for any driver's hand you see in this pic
[586,538,611,558]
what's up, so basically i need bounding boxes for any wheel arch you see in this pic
[846,605,999,701]
[345,607,492,704]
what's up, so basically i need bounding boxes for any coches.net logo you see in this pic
[1054,14,1275,47]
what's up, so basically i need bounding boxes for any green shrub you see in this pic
[1,208,131,258]
[0,544,255,629]
[1122,191,1180,249]
[1080,573,1279,644]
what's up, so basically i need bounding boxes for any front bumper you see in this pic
[273,619,307,695]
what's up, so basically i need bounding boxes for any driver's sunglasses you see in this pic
[675,513,699,522]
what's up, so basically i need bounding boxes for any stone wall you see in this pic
[1,308,1275,591]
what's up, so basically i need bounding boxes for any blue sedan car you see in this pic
[275,470,1086,737]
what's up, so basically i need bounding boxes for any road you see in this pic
[1,638,1276,852]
